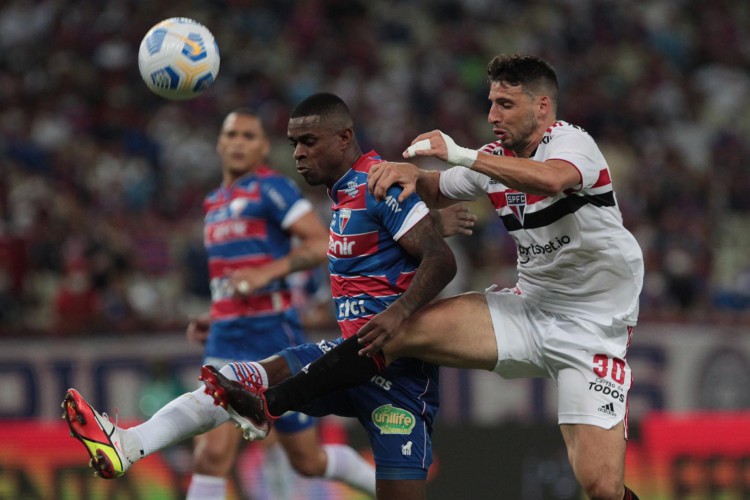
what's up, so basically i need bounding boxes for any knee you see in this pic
[286,449,327,478]
[193,441,235,476]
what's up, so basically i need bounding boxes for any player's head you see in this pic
[287,92,360,188]
[485,54,558,155]
[217,108,270,183]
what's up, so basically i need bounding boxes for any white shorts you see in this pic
[485,287,633,431]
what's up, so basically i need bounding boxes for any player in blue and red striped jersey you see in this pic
[198,93,458,499]
[63,109,376,499]
[62,100,462,499]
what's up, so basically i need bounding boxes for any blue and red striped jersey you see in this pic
[203,166,312,332]
[326,151,429,339]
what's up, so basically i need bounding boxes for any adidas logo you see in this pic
[598,402,616,416]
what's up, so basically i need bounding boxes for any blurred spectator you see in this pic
[2,0,750,336]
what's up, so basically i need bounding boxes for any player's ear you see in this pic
[338,127,354,149]
[538,95,551,118]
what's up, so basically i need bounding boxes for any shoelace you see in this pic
[230,362,265,392]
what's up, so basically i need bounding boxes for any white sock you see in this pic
[126,387,229,458]
[262,442,294,499]
[186,473,226,500]
[323,444,376,496]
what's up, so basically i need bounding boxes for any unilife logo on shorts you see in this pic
[371,404,415,435]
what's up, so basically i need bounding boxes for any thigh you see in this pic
[376,478,426,500]
[559,422,626,490]
[388,292,497,370]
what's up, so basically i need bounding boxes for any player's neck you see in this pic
[223,166,259,187]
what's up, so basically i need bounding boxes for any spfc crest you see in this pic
[339,208,352,232]
[506,192,527,225]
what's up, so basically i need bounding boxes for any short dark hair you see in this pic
[290,92,353,130]
[487,54,558,103]
[229,107,260,118]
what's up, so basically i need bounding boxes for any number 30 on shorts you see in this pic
[592,354,626,384]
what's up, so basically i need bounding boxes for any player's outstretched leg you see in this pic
[62,389,143,479]
[200,364,276,441]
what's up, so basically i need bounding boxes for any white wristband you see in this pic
[440,132,478,168]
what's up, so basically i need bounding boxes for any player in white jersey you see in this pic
[365,54,643,500]
[217,54,642,500]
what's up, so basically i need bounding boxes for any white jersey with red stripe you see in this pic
[439,121,644,326]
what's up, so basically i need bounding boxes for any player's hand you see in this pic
[228,267,273,297]
[435,204,477,237]
[356,304,409,356]
[187,313,211,345]
[367,161,420,202]
[403,130,477,168]
[403,130,449,162]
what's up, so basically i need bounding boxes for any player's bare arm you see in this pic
[468,154,581,196]
[356,215,456,355]
[230,210,328,295]
[401,129,581,197]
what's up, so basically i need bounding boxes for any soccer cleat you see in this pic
[199,364,276,441]
[62,389,134,479]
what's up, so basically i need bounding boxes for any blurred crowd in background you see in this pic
[1,0,750,337]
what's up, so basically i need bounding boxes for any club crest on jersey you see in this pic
[339,208,352,232]
[228,197,249,217]
[506,192,527,225]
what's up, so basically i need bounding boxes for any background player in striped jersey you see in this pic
[212,55,643,500]
[64,109,377,499]
[63,98,464,499]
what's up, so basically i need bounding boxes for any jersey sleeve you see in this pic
[369,185,429,241]
[262,176,313,230]
[544,126,603,190]
[438,165,488,201]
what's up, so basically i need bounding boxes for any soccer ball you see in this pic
[138,18,220,100]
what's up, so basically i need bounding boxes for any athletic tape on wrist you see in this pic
[440,132,478,168]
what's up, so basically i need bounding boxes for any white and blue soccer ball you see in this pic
[138,18,220,100]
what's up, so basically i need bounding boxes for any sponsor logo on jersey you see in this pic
[339,208,351,232]
[401,441,413,456]
[206,219,268,243]
[329,235,355,256]
[267,186,287,211]
[384,195,403,213]
[337,298,367,319]
[345,181,359,198]
[517,235,571,264]
[597,402,616,417]
[371,405,415,435]
[506,192,526,225]
[327,231,379,258]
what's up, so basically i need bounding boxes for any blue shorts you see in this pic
[203,310,314,435]
[205,310,307,361]
[279,338,440,480]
